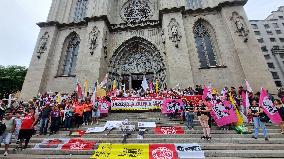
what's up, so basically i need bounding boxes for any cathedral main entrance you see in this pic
[108,37,166,90]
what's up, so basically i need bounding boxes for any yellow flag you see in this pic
[84,80,88,96]
[229,94,244,126]
[91,143,149,159]
[56,93,61,103]
[113,80,117,91]
[155,79,159,93]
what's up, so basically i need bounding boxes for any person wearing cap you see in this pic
[0,112,15,156]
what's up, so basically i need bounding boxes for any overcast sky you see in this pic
[0,0,283,67]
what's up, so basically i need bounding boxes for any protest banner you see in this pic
[33,138,70,150]
[86,127,106,133]
[175,143,205,158]
[259,88,283,124]
[104,121,123,129]
[210,101,238,127]
[155,126,184,135]
[150,144,178,159]
[91,144,149,159]
[138,122,156,128]
[111,97,163,111]
[99,100,111,114]
[161,99,183,114]
[61,139,96,150]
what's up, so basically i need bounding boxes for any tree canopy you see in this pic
[0,65,27,99]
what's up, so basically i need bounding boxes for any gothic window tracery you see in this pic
[194,20,218,68]
[58,33,80,76]
[73,0,88,22]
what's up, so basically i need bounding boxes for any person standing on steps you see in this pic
[0,112,16,156]
[195,99,212,141]
[91,98,100,125]
[184,100,195,130]
[16,108,38,150]
[248,100,269,141]
[49,106,61,135]
[39,103,51,135]
[274,99,284,134]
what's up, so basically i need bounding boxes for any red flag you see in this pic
[155,126,184,134]
[202,86,208,101]
[76,81,83,99]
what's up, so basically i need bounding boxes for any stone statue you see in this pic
[89,26,100,55]
[230,12,249,42]
[168,18,182,48]
[36,32,49,59]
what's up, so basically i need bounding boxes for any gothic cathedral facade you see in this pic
[21,0,276,100]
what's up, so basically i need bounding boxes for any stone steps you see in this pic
[1,112,283,158]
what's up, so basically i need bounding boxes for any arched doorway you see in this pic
[108,37,167,90]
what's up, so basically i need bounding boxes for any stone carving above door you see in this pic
[108,37,167,85]
[121,0,154,24]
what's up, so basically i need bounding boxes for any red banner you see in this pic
[183,95,202,106]
[150,144,178,159]
[61,139,95,150]
[155,126,184,134]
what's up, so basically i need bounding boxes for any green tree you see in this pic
[0,65,27,99]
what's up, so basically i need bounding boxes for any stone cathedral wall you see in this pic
[20,0,277,100]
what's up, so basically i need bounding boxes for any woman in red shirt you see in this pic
[74,101,84,128]
[15,108,38,150]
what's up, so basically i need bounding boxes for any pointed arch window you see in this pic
[73,0,88,22]
[194,21,218,68]
[58,33,80,76]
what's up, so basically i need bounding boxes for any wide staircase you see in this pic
[1,112,284,159]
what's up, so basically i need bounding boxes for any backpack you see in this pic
[0,122,6,135]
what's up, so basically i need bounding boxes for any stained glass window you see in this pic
[194,21,217,68]
[59,33,80,76]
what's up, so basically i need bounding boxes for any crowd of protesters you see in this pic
[0,85,283,156]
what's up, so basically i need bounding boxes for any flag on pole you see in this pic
[76,80,83,99]
[112,80,117,91]
[84,80,88,97]
[8,94,12,108]
[245,80,253,92]
[155,79,159,93]
[91,81,97,104]
[149,81,153,91]
[100,74,108,88]
[259,87,282,124]
[229,93,244,126]
[56,92,61,103]
[141,75,149,91]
